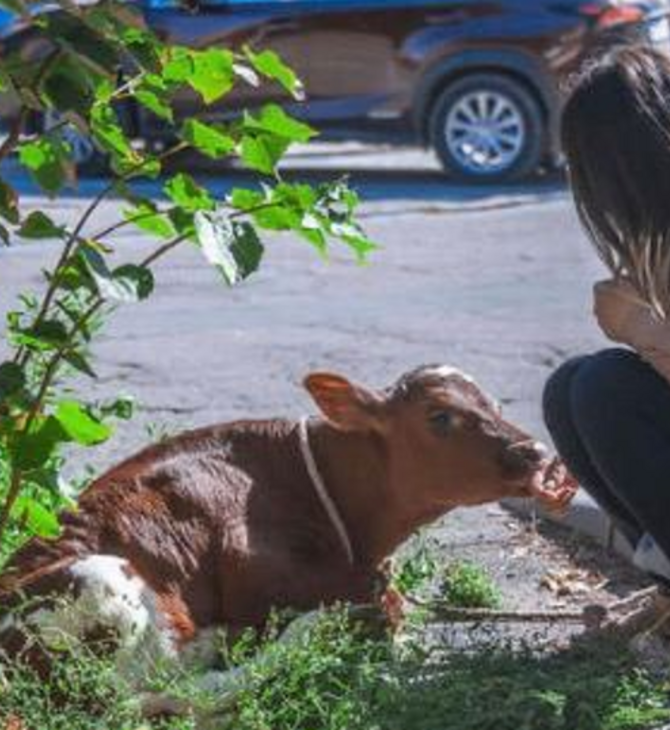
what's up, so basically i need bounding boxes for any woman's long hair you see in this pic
[562,45,670,316]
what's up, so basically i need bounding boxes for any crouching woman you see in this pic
[544,46,670,584]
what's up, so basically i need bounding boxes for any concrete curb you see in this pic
[503,490,634,561]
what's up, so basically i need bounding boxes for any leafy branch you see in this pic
[0,0,376,550]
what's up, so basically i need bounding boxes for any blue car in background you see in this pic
[0,0,668,181]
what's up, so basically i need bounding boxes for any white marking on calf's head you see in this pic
[425,365,475,384]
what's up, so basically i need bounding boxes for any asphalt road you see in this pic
[0,144,608,470]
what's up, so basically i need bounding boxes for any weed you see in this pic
[393,536,440,599]
[0,644,197,730]
[441,560,503,609]
[378,638,670,730]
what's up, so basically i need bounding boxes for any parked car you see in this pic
[2,0,670,182]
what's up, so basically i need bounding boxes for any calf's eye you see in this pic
[429,411,454,435]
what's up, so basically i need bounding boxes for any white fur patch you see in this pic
[25,555,177,681]
[427,365,475,385]
[427,364,505,413]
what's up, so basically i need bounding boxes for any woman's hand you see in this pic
[529,457,578,515]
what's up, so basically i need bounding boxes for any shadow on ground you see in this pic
[1,148,567,207]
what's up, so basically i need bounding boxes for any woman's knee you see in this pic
[570,347,659,416]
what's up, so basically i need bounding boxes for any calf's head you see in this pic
[305,364,546,510]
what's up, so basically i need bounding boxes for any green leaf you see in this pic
[11,496,61,538]
[17,211,65,239]
[194,211,264,285]
[135,74,173,122]
[63,350,97,379]
[79,246,155,302]
[0,178,19,224]
[55,261,94,294]
[18,136,72,195]
[90,102,137,163]
[162,45,195,85]
[164,173,214,213]
[42,53,97,117]
[244,105,315,143]
[239,134,289,175]
[10,416,69,471]
[181,119,235,159]
[228,221,264,282]
[229,188,265,211]
[120,27,162,74]
[54,400,112,446]
[189,48,234,104]
[245,48,305,100]
[101,395,135,421]
[123,201,176,239]
[120,155,162,180]
[0,362,25,402]
[15,320,69,351]
[45,12,120,77]
[112,264,154,301]
[168,207,195,238]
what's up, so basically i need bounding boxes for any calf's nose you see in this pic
[499,439,547,476]
[511,439,548,464]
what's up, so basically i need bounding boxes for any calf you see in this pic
[0,364,575,678]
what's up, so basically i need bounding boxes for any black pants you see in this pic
[543,348,670,559]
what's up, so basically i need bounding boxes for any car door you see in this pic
[142,0,311,125]
[294,0,461,123]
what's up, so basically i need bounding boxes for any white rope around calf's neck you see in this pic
[298,417,354,566]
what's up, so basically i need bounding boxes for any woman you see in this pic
[543,45,670,585]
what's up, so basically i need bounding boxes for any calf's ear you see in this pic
[303,372,384,432]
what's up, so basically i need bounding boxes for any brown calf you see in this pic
[0,364,575,678]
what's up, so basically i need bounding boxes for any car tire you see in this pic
[429,74,544,183]
[40,109,110,177]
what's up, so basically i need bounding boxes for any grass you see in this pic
[0,645,197,730]
[2,607,669,730]
[377,639,670,730]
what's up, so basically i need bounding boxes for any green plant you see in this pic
[227,608,392,730]
[2,603,669,730]
[392,536,440,599]
[0,0,375,557]
[440,560,502,609]
[0,642,198,729]
[377,639,670,730]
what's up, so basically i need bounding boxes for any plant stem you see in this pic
[14,181,113,368]
[140,232,190,268]
[0,470,22,545]
[93,210,165,241]
[0,224,189,543]
[13,142,188,368]
[0,297,104,545]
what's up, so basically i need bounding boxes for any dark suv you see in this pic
[4,0,670,181]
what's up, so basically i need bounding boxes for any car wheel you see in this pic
[41,109,108,176]
[429,74,544,183]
